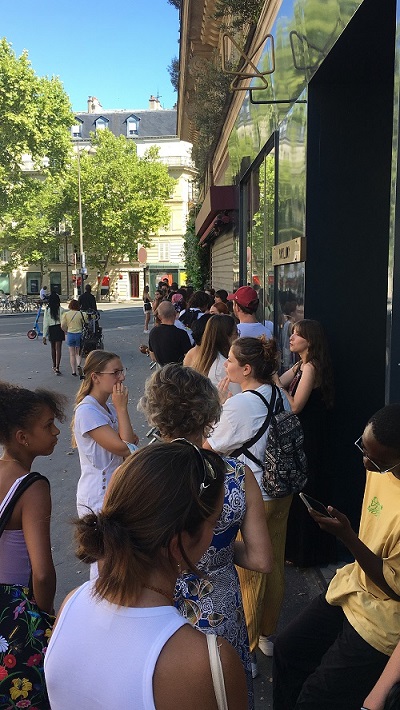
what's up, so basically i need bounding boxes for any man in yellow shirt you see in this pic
[273,404,400,710]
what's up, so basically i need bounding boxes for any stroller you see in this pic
[80,310,104,357]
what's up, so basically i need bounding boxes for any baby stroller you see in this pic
[80,310,104,357]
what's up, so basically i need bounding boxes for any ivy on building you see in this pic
[214,0,263,29]
[183,209,210,289]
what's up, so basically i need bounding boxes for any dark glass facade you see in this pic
[221,0,399,521]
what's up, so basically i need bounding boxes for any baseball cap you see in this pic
[228,286,259,308]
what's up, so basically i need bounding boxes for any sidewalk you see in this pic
[253,562,337,709]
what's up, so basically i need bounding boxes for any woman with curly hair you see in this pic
[0,382,66,708]
[139,364,272,706]
[204,336,292,669]
[276,318,336,568]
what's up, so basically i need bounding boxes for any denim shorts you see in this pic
[66,332,82,348]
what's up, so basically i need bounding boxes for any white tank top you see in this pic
[44,580,189,709]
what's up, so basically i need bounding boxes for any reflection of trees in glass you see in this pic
[227,0,362,179]
[246,152,275,318]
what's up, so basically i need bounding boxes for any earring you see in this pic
[177,561,182,575]
[25,442,29,447]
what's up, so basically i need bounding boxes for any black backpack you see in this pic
[179,308,201,329]
[231,386,308,498]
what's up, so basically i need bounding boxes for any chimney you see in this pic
[149,94,162,110]
[87,96,103,114]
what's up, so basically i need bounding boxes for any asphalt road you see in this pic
[0,305,324,708]
[0,304,155,607]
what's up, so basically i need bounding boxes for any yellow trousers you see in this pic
[236,495,293,652]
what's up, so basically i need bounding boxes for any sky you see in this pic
[1,0,179,113]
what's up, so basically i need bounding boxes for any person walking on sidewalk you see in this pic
[42,291,66,375]
[273,403,400,710]
[61,299,85,377]
[142,285,152,333]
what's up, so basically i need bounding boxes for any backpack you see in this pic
[231,386,308,498]
[179,308,201,329]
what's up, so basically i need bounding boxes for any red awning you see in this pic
[195,185,238,237]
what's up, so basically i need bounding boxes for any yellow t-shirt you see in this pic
[61,310,85,334]
[327,469,400,655]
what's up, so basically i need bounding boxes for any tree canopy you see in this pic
[0,38,74,215]
[1,130,176,273]
[56,131,176,273]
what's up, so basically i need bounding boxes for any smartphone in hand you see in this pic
[299,492,333,518]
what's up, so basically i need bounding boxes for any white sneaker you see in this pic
[143,329,149,334]
[250,653,259,678]
[258,635,274,656]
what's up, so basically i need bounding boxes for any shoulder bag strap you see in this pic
[230,388,276,464]
[0,472,49,539]
[206,635,228,710]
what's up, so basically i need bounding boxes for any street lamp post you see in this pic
[76,147,85,296]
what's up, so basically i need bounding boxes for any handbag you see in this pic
[207,634,228,710]
[0,472,55,709]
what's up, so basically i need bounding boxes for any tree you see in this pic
[0,38,74,215]
[57,131,175,277]
[0,176,65,272]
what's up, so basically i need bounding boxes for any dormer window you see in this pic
[95,116,109,132]
[71,119,83,138]
[126,115,140,137]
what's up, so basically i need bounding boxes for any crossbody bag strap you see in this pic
[0,472,49,539]
[230,388,276,465]
[206,635,228,710]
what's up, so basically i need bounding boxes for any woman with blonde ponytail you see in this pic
[204,336,293,672]
[44,443,248,710]
[71,350,138,520]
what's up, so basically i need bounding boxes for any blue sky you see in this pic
[1,0,179,112]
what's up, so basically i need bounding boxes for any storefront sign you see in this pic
[272,237,306,266]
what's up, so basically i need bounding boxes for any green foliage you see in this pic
[58,131,176,272]
[190,53,232,179]
[0,131,175,274]
[183,210,210,288]
[168,56,179,92]
[214,0,263,28]
[0,175,66,270]
[0,38,74,215]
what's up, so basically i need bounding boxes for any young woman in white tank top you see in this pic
[45,442,249,709]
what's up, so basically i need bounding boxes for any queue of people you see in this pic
[1,279,400,709]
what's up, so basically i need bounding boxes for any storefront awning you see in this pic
[195,186,238,242]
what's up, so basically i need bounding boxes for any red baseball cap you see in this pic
[228,286,259,308]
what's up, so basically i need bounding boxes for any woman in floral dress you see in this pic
[139,363,272,707]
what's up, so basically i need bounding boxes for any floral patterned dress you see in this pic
[0,585,53,709]
[175,458,254,708]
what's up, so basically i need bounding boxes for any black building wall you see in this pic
[305,0,396,524]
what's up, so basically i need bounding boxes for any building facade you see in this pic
[1,95,196,300]
[178,0,400,521]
